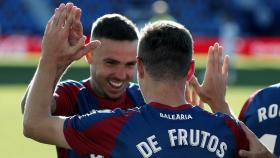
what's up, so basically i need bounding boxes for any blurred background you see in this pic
[0,0,279,157]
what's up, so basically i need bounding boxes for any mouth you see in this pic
[108,80,124,89]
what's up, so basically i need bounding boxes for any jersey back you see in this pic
[64,102,248,158]
[239,83,280,156]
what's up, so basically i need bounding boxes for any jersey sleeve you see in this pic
[63,108,133,156]
[224,116,249,158]
[53,80,82,116]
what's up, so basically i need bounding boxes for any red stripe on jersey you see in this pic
[238,90,260,121]
[53,84,81,116]
[224,118,249,158]
[64,112,135,157]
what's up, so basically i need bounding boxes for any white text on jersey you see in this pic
[258,104,279,122]
[160,112,193,120]
[136,129,227,158]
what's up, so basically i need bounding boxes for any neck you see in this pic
[142,78,187,107]
[89,77,106,98]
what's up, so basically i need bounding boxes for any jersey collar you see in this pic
[148,102,193,111]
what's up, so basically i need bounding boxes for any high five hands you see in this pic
[41,3,100,71]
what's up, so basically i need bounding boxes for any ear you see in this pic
[136,57,144,79]
[186,60,195,81]
[85,50,93,64]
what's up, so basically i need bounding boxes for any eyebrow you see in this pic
[126,61,136,65]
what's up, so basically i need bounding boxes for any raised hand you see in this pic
[238,122,276,158]
[190,43,233,115]
[41,3,100,71]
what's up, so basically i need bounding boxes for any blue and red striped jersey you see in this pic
[239,83,280,157]
[64,102,248,158]
[53,79,145,158]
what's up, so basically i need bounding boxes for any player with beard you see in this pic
[21,3,144,158]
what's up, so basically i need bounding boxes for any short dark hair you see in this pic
[138,21,193,81]
[91,14,139,41]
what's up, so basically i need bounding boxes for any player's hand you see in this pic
[190,43,230,113]
[41,3,100,70]
[68,4,83,46]
[238,122,276,158]
[185,81,204,108]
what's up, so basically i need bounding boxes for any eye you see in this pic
[126,62,136,68]
[104,59,118,66]
[106,61,116,65]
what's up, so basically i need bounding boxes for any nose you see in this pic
[114,66,128,80]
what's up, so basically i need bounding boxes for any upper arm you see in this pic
[45,116,70,149]
[22,84,57,114]
[24,116,71,149]
[22,95,57,114]
[22,80,78,115]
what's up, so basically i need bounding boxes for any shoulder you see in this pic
[215,112,240,127]
[204,110,244,134]
[258,83,280,97]
[57,79,85,89]
[246,83,280,107]
[56,80,88,93]
[239,83,280,120]
[216,112,249,150]
[189,106,239,126]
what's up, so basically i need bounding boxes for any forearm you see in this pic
[23,58,57,139]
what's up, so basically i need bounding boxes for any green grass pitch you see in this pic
[0,84,263,158]
[0,85,56,158]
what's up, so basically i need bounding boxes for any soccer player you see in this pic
[23,4,249,157]
[21,3,144,158]
[239,83,280,157]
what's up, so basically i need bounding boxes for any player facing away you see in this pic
[239,83,280,157]
[21,3,144,158]
[23,4,249,157]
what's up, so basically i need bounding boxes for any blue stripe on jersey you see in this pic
[75,87,99,114]
[127,82,145,107]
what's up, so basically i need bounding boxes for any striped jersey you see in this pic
[64,102,248,158]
